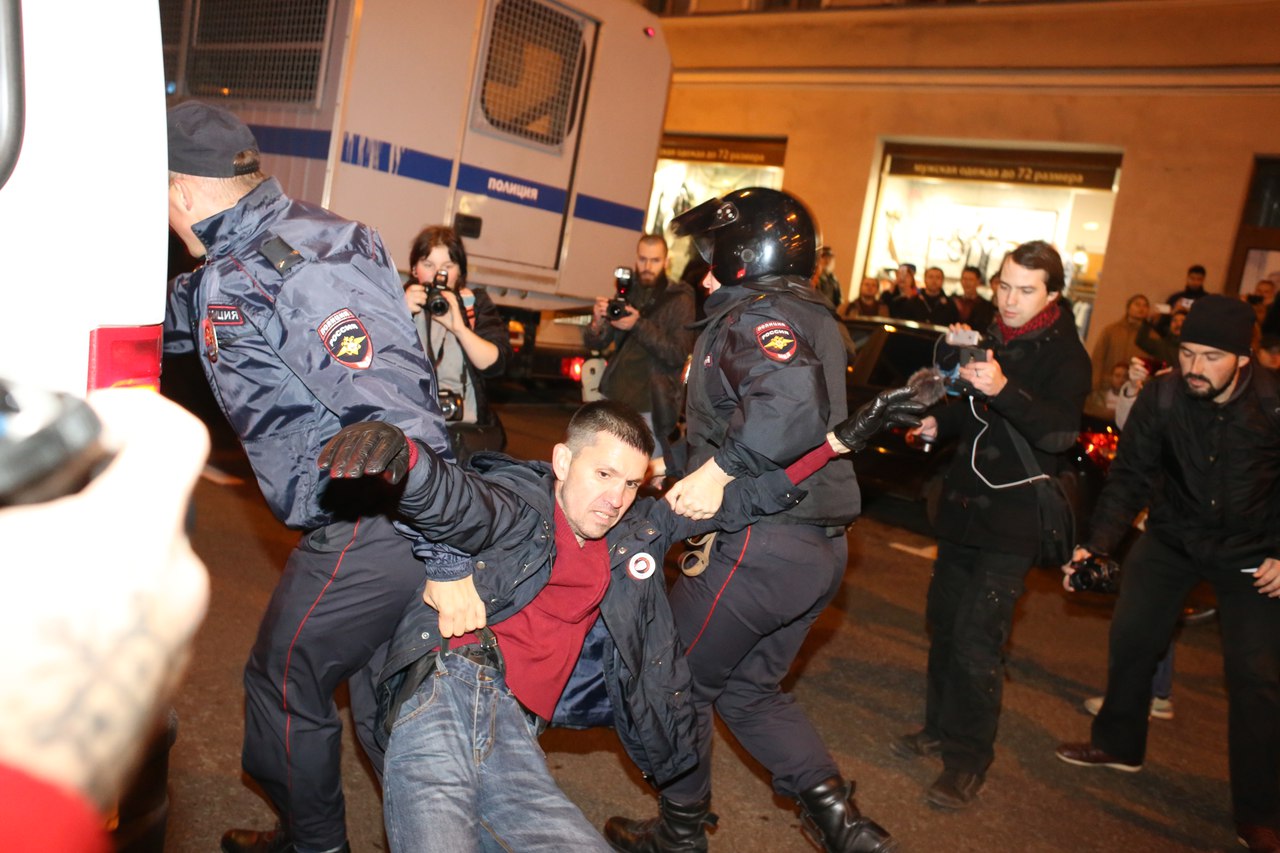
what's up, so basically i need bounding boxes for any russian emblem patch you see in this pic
[754,320,797,362]
[319,308,374,369]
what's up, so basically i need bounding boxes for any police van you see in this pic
[163,0,671,383]
[0,0,669,395]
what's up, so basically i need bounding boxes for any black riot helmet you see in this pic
[670,187,817,288]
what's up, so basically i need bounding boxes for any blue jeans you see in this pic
[382,651,610,853]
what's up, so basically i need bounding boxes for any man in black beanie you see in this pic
[1055,294,1280,852]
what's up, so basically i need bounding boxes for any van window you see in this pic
[163,0,332,104]
[479,0,586,149]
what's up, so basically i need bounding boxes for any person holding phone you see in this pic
[896,241,1091,809]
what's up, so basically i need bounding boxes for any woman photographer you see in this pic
[405,226,512,464]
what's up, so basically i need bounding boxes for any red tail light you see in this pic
[561,356,585,383]
[87,325,163,392]
[1080,428,1120,473]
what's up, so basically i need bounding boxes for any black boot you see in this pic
[603,795,718,852]
[796,776,896,853]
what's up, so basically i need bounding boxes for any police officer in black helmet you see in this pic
[605,188,896,853]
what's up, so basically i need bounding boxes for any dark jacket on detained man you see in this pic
[374,448,808,787]
[931,304,1092,553]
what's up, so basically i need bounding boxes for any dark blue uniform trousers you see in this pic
[665,523,845,802]
[1092,531,1280,829]
[241,513,422,851]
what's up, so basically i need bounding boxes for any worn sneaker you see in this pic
[1054,742,1142,772]
[1082,695,1174,719]
[1237,823,1280,852]
[926,769,984,810]
[890,729,942,759]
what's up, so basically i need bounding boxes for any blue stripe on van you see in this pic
[573,194,646,231]
[457,163,567,214]
[341,134,452,186]
[249,125,331,161]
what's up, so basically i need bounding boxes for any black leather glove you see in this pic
[833,386,926,453]
[318,421,412,484]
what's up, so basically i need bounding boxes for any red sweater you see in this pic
[0,765,107,853]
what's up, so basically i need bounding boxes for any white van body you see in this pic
[0,0,168,395]
[163,0,671,313]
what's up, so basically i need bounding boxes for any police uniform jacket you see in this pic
[685,276,859,527]
[376,448,806,786]
[1085,365,1280,568]
[931,303,1092,555]
[163,177,451,530]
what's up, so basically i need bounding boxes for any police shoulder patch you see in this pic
[261,235,303,274]
[207,304,244,326]
[754,320,797,362]
[319,308,374,369]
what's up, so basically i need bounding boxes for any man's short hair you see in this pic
[818,245,834,259]
[565,401,655,459]
[637,234,668,255]
[925,266,944,277]
[1008,240,1065,294]
[409,226,469,284]
[1125,293,1149,310]
[961,265,984,283]
[1188,264,1206,277]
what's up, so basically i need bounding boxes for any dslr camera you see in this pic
[437,389,464,422]
[425,269,450,317]
[1066,553,1121,594]
[606,266,633,321]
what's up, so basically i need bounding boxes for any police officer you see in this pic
[165,101,454,853]
[605,188,895,853]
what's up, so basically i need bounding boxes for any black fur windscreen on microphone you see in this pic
[906,366,947,407]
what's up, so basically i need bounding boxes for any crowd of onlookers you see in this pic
[811,252,1280,418]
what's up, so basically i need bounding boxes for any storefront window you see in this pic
[647,134,785,281]
[863,143,1121,333]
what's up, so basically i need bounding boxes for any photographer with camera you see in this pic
[405,226,513,465]
[894,241,1091,810]
[583,234,695,486]
[1055,295,1280,853]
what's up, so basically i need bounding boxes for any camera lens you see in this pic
[427,289,449,316]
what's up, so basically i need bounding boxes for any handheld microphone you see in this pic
[906,366,947,407]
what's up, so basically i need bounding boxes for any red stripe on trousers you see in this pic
[282,518,362,794]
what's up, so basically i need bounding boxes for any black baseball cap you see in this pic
[167,101,259,178]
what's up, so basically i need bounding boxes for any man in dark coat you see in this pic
[1056,295,1280,853]
[584,235,696,482]
[895,240,1091,809]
